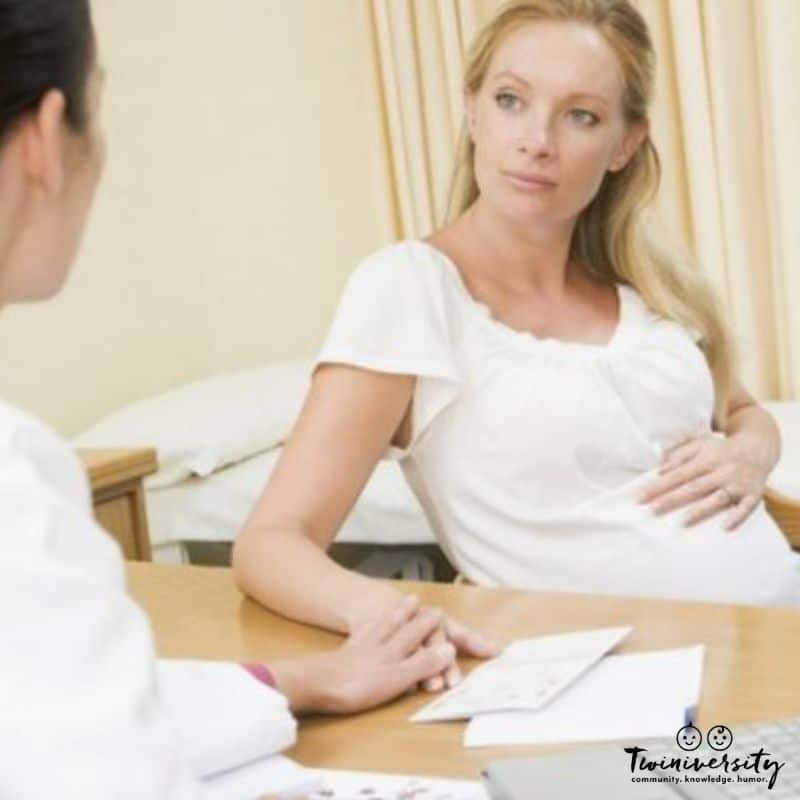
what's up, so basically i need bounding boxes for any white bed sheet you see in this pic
[146,448,436,548]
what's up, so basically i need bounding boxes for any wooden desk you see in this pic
[127,563,800,780]
[79,448,157,561]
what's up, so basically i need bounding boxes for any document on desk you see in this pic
[464,644,705,748]
[411,626,632,723]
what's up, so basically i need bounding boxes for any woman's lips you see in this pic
[503,170,557,191]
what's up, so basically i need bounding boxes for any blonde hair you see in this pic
[446,0,734,425]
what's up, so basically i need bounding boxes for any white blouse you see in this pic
[317,239,800,606]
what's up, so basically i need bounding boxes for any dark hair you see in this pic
[0,0,94,142]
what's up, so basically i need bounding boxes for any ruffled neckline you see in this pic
[408,238,634,353]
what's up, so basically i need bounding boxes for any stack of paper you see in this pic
[410,625,705,749]
[465,645,705,748]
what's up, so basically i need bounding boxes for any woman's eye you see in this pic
[569,108,599,126]
[495,92,521,111]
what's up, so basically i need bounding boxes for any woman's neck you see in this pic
[457,198,579,296]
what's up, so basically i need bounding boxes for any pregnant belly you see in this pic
[471,471,800,606]
[602,501,798,606]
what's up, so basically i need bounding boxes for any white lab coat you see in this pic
[0,399,293,798]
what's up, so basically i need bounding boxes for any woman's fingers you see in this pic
[722,493,759,531]
[445,617,501,658]
[659,437,705,473]
[420,626,448,691]
[352,594,419,645]
[638,458,712,505]
[386,606,445,658]
[382,641,456,701]
[352,602,498,695]
[648,473,720,516]
[683,487,734,527]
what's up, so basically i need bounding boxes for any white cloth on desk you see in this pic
[157,659,295,779]
[0,399,295,798]
[317,239,800,606]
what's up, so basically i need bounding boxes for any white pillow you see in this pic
[763,401,800,499]
[73,360,311,488]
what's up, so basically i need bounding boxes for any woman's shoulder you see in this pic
[347,239,458,297]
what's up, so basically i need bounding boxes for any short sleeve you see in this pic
[316,242,463,458]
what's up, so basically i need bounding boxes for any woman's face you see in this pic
[0,59,106,303]
[465,21,646,228]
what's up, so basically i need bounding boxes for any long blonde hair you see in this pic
[446,0,734,425]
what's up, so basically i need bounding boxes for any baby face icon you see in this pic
[676,724,703,751]
[707,725,734,751]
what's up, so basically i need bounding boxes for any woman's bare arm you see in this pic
[232,363,415,632]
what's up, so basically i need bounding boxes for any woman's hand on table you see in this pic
[637,433,768,530]
[270,594,491,714]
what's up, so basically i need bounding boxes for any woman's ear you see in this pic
[20,89,68,196]
[609,119,649,172]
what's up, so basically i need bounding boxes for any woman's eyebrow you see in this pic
[491,70,610,107]
[564,91,609,107]
[492,69,532,88]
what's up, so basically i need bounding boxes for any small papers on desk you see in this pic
[410,626,631,723]
[307,770,488,799]
[464,644,705,748]
[203,759,489,800]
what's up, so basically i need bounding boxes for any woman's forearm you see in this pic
[232,525,403,633]
[725,403,781,478]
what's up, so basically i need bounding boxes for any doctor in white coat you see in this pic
[0,2,463,798]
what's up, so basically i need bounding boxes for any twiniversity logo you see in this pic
[624,724,786,790]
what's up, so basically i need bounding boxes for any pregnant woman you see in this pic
[234,0,800,686]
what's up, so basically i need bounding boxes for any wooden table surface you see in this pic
[127,563,800,780]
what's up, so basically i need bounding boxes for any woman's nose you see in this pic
[518,115,557,159]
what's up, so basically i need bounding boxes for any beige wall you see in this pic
[0,0,393,435]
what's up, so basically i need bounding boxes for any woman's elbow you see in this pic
[231,524,265,597]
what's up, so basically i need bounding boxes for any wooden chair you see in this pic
[765,487,800,550]
[762,402,800,550]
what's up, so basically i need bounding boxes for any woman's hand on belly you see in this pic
[636,433,767,530]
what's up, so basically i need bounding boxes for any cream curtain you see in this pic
[367,0,491,234]
[636,0,800,400]
[367,0,799,400]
